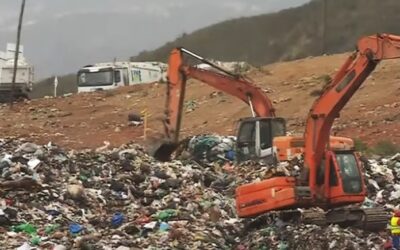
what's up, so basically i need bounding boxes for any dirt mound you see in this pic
[0,53,398,150]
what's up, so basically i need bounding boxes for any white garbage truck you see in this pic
[0,43,34,102]
[77,61,167,93]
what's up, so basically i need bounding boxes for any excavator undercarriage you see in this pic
[244,206,389,232]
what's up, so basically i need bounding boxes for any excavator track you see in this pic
[243,209,326,232]
[243,207,389,232]
[362,207,390,231]
[300,210,327,226]
[324,206,390,231]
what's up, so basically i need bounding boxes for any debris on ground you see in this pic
[128,112,144,127]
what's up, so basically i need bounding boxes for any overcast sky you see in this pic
[0,0,309,78]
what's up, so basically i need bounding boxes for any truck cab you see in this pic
[77,65,128,93]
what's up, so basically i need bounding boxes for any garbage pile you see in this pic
[176,134,236,165]
[176,134,302,181]
[235,156,303,185]
[363,153,400,210]
[0,137,243,249]
[239,224,387,250]
[0,137,396,249]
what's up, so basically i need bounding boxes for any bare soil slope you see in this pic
[0,53,399,150]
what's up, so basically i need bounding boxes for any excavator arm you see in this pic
[305,33,400,191]
[164,47,275,143]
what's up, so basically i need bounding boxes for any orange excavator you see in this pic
[154,47,287,162]
[236,33,400,231]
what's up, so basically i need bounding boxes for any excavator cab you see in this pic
[236,117,286,163]
[317,150,365,203]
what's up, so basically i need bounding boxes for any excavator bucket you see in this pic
[152,141,179,162]
[152,136,192,162]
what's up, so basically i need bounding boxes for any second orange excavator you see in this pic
[154,47,287,163]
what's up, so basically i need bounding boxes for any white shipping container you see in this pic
[0,43,34,101]
[0,66,32,83]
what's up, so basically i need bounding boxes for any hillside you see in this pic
[0,53,399,152]
[131,0,400,65]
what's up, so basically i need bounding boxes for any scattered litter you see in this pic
[111,212,124,228]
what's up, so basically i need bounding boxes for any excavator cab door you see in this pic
[236,117,286,164]
[316,151,338,202]
[321,150,365,206]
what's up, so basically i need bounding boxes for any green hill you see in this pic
[131,0,400,65]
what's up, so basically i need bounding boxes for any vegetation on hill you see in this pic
[131,0,400,65]
[30,74,77,99]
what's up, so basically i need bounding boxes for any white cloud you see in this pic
[221,2,249,13]
[143,3,171,18]
[250,4,262,12]
[24,20,37,26]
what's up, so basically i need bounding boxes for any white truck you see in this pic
[0,43,34,102]
[77,61,167,93]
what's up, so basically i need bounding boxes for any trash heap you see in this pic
[239,224,387,250]
[0,138,241,249]
[0,137,397,249]
[363,153,400,210]
[176,134,236,165]
[235,156,303,185]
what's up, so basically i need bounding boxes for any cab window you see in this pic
[336,153,362,193]
[237,122,256,160]
[329,159,338,186]
[271,120,286,137]
[114,70,121,83]
[259,120,271,150]
[237,122,255,143]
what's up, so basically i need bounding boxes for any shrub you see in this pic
[354,138,369,152]
[319,74,332,85]
[310,89,324,96]
[371,140,400,156]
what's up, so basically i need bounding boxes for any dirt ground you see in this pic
[0,53,399,150]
